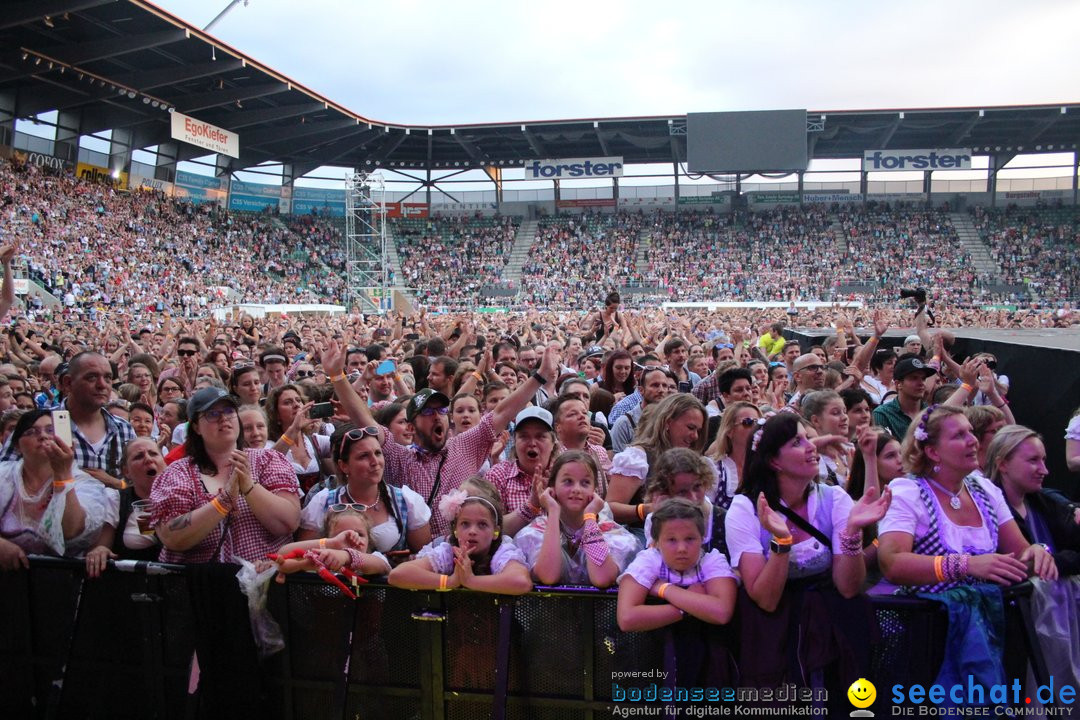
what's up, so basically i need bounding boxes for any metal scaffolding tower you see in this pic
[344,171,389,313]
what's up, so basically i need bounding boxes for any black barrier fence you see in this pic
[0,557,1051,720]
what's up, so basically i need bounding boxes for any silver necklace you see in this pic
[926,476,964,510]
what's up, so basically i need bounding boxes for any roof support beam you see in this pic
[951,112,982,145]
[595,125,611,156]
[877,115,902,150]
[453,131,486,164]
[241,118,359,148]
[40,30,187,65]
[0,0,114,31]
[522,127,546,157]
[172,82,288,113]
[207,102,325,129]
[112,59,243,92]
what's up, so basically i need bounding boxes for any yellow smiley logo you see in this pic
[847,678,876,709]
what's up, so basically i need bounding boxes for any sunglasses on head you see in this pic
[337,425,380,457]
[294,370,315,379]
[329,502,374,513]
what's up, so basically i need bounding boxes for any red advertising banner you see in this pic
[556,198,617,209]
[383,202,429,219]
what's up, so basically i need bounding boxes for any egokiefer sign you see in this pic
[171,111,239,159]
[863,148,972,172]
[524,157,624,180]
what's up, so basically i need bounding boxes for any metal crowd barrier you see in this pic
[0,557,1048,720]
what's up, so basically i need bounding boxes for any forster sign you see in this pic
[171,111,239,158]
[863,149,972,172]
[524,157,624,180]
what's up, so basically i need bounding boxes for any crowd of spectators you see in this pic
[1,160,349,315]
[518,212,645,308]
[972,204,1080,303]
[392,215,517,308]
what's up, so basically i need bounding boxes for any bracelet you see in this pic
[872,538,880,548]
[437,574,450,591]
[210,497,230,517]
[343,548,365,573]
[933,555,945,583]
[994,397,1009,407]
[330,373,347,383]
[519,503,540,522]
[241,483,256,497]
[657,582,671,600]
[279,434,295,447]
[471,371,485,383]
[118,480,128,490]
[636,504,646,521]
[530,371,550,386]
[52,477,74,489]
[838,530,862,556]
[772,534,793,546]
[583,513,598,523]
[319,538,327,549]
[960,383,975,393]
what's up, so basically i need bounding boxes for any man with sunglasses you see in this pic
[324,340,561,537]
[174,337,201,393]
[787,353,828,409]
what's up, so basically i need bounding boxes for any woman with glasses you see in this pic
[705,402,762,510]
[297,425,432,560]
[151,388,300,564]
[0,409,112,569]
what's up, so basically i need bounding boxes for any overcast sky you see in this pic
[154,0,1080,126]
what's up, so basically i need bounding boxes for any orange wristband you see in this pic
[330,373,347,383]
[657,582,671,600]
[772,535,793,546]
[636,504,646,521]
[319,538,327,549]
[583,513,598,523]
[210,497,229,517]
[279,434,295,447]
[437,574,450,591]
[933,555,945,583]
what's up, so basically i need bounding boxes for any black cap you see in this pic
[406,388,451,422]
[188,387,239,416]
[893,357,936,381]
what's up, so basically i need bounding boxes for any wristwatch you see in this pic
[769,538,792,555]
[531,371,550,386]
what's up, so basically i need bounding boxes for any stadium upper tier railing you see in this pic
[0,556,1050,720]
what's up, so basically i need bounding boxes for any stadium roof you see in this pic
[2,0,1079,179]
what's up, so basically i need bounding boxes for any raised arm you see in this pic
[489,344,560,433]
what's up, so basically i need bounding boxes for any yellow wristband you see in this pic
[330,373,347,383]
[657,582,671,600]
[583,513,598,523]
[210,497,229,517]
[279,434,295,447]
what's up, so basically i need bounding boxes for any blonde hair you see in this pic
[984,425,1042,487]
[706,401,759,460]
[324,507,374,538]
[631,393,707,463]
[900,405,967,477]
[964,405,1005,439]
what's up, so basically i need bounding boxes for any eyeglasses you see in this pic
[418,406,449,417]
[160,384,182,394]
[329,503,374,513]
[177,349,198,357]
[22,426,55,439]
[201,406,237,421]
[738,417,761,427]
[337,425,380,457]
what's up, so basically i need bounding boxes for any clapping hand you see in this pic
[847,485,892,531]
[756,493,790,540]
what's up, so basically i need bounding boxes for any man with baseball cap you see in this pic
[872,356,935,440]
[787,353,827,409]
[323,340,561,537]
[487,407,558,536]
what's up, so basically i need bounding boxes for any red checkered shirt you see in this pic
[382,412,497,537]
[150,448,299,564]
[486,460,535,515]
